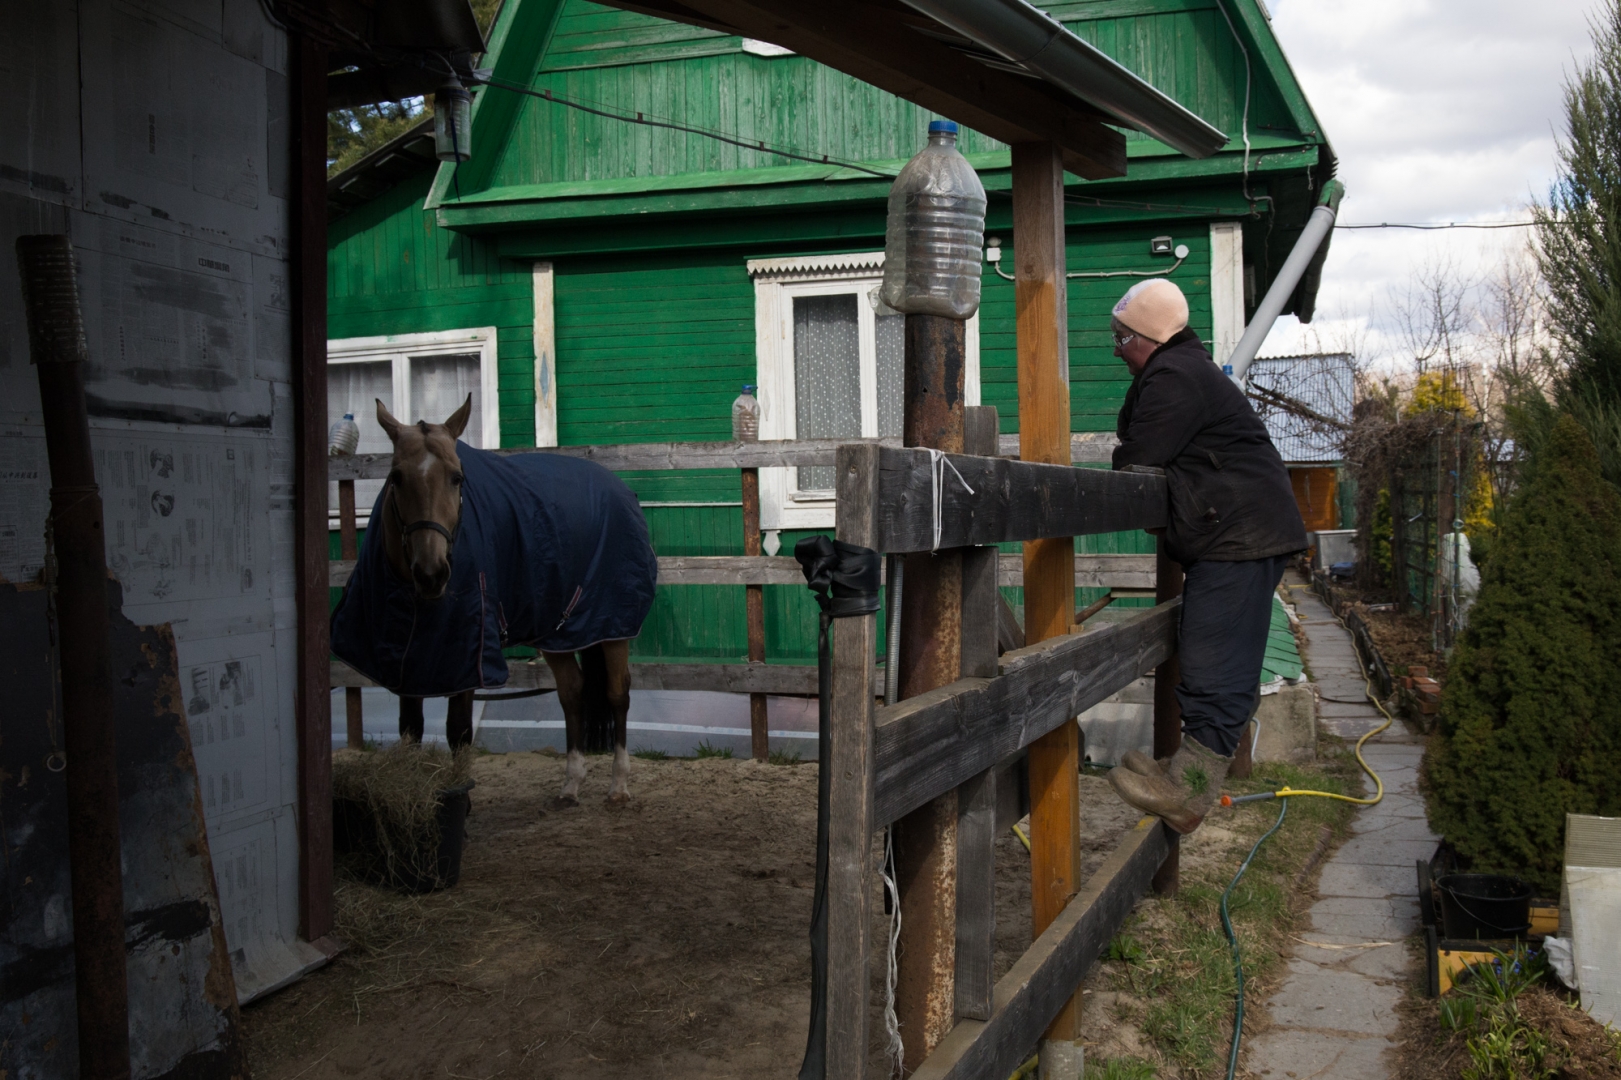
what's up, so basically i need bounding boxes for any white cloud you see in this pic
[1254,0,1598,364]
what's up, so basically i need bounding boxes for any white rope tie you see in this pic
[928,449,975,553]
[882,825,904,1077]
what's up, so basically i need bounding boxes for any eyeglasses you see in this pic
[1112,332,1137,348]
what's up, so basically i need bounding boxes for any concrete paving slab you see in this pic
[1318,701,1384,717]
[1349,815,1438,842]
[1294,935,1417,981]
[1263,958,1402,1035]
[1304,903,1423,941]
[1333,837,1439,867]
[1245,1030,1392,1079]
[1317,861,1420,899]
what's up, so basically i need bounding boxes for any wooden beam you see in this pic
[1152,536,1186,896]
[329,658,818,695]
[339,480,363,749]
[327,434,1121,481]
[910,818,1174,1080]
[1012,139,1082,1070]
[826,442,882,1078]
[742,467,769,761]
[872,601,1179,826]
[997,553,1156,590]
[617,0,1127,179]
[329,554,810,588]
[874,449,1167,552]
[955,767,998,1022]
[292,34,333,944]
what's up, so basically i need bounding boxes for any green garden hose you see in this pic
[1221,796,1290,1080]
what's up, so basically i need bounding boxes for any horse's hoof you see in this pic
[551,794,581,810]
[604,792,630,809]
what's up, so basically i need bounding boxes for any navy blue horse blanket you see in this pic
[330,445,657,697]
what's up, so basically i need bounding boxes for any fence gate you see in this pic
[817,438,1181,1078]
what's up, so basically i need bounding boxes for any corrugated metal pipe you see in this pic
[1225,180,1346,383]
[897,0,1227,160]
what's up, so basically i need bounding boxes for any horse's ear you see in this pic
[376,399,404,442]
[444,394,473,440]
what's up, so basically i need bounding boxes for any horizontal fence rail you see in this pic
[874,449,1168,552]
[330,658,819,696]
[327,552,1158,589]
[872,600,1179,825]
[325,432,1122,482]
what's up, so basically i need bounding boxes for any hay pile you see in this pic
[332,742,474,890]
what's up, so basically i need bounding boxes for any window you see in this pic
[326,327,500,527]
[750,253,979,529]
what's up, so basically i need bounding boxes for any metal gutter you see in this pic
[1226,179,1346,382]
[898,0,1228,159]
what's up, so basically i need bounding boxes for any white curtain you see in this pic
[793,294,861,491]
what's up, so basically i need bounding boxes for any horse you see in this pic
[329,395,658,806]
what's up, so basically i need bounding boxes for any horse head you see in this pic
[376,394,472,600]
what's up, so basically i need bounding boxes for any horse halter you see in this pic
[387,478,461,564]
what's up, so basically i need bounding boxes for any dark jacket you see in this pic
[1113,329,1306,565]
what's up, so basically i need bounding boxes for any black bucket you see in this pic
[1436,873,1532,939]
[334,779,475,894]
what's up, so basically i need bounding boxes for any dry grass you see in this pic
[331,742,473,888]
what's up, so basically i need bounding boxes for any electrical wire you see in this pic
[1334,221,1539,230]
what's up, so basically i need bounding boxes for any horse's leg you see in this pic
[542,651,587,806]
[399,695,425,743]
[446,690,475,749]
[602,640,632,806]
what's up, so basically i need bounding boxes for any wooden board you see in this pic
[874,449,1167,552]
[326,434,1121,482]
[329,553,1152,589]
[329,658,818,695]
[871,601,1180,826]
[910,818,1174,1080]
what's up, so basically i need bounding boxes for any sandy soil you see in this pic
[243,754,1145,1080]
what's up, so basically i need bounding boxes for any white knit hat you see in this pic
[1112,279,1189,343]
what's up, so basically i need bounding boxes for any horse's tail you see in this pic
[577,643,616,753]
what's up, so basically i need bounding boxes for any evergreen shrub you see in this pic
[1422,416,1621,893]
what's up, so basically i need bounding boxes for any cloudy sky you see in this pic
[1255,0,1599,364]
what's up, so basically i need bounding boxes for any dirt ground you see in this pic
[1393,984,1621,1079]
[1349,600,1447,680]
[243,754,1143,1080]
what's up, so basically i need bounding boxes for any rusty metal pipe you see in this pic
[17,234,132,1080]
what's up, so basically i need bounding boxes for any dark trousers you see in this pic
[1176,554,1291,756]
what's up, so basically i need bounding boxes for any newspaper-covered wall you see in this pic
[0,0,320,1011]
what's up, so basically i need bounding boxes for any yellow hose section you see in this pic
[1009,1054,1040,1080]
[1011,823,1031,852]
[1272,584,1394,806]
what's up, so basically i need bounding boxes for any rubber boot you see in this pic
[1120,749,1165,776]
[1108,737,1231,835]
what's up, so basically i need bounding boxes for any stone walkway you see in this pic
[1245,583,1437,1080]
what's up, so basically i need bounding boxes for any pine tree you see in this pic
[1536,0,1621,407]
[1422,416,1621,893]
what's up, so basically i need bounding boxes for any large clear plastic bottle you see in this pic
[880,120,987,319]
[328,412,360,456]
[731,384,760,442]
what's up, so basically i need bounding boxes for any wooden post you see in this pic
[1012,140,1083,1079]
[827,443,882,1078]
[742,467,769,760]
[292,34,334,942]
[1152,536,1184,895]
[339,479,364,749]
[955,404,1001,1024]
[895,313,967,1070]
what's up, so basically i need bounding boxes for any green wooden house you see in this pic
[325,0,1335,670]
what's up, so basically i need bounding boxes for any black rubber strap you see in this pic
[794,535,880,1080]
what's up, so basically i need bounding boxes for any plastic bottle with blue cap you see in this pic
[880,119,987,319]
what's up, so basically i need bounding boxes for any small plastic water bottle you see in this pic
[731,385,760,442]
[328,413,360,456]
[880,120,987,319]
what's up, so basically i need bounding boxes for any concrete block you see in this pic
[1077,701,1152,767]
[1255,682,1316,763]
[1316,861,1419,899]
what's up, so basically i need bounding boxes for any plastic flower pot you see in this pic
[1436,873,1532,940]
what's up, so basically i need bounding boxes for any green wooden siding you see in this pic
[328,173,540,448]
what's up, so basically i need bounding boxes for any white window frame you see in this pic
[326,326,500,527]
[749,253,979,530]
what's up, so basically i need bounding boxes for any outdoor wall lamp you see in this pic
[435,77,472,162]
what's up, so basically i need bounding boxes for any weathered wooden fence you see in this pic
[819,441,1180,1079]
[325,433,1155,755]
